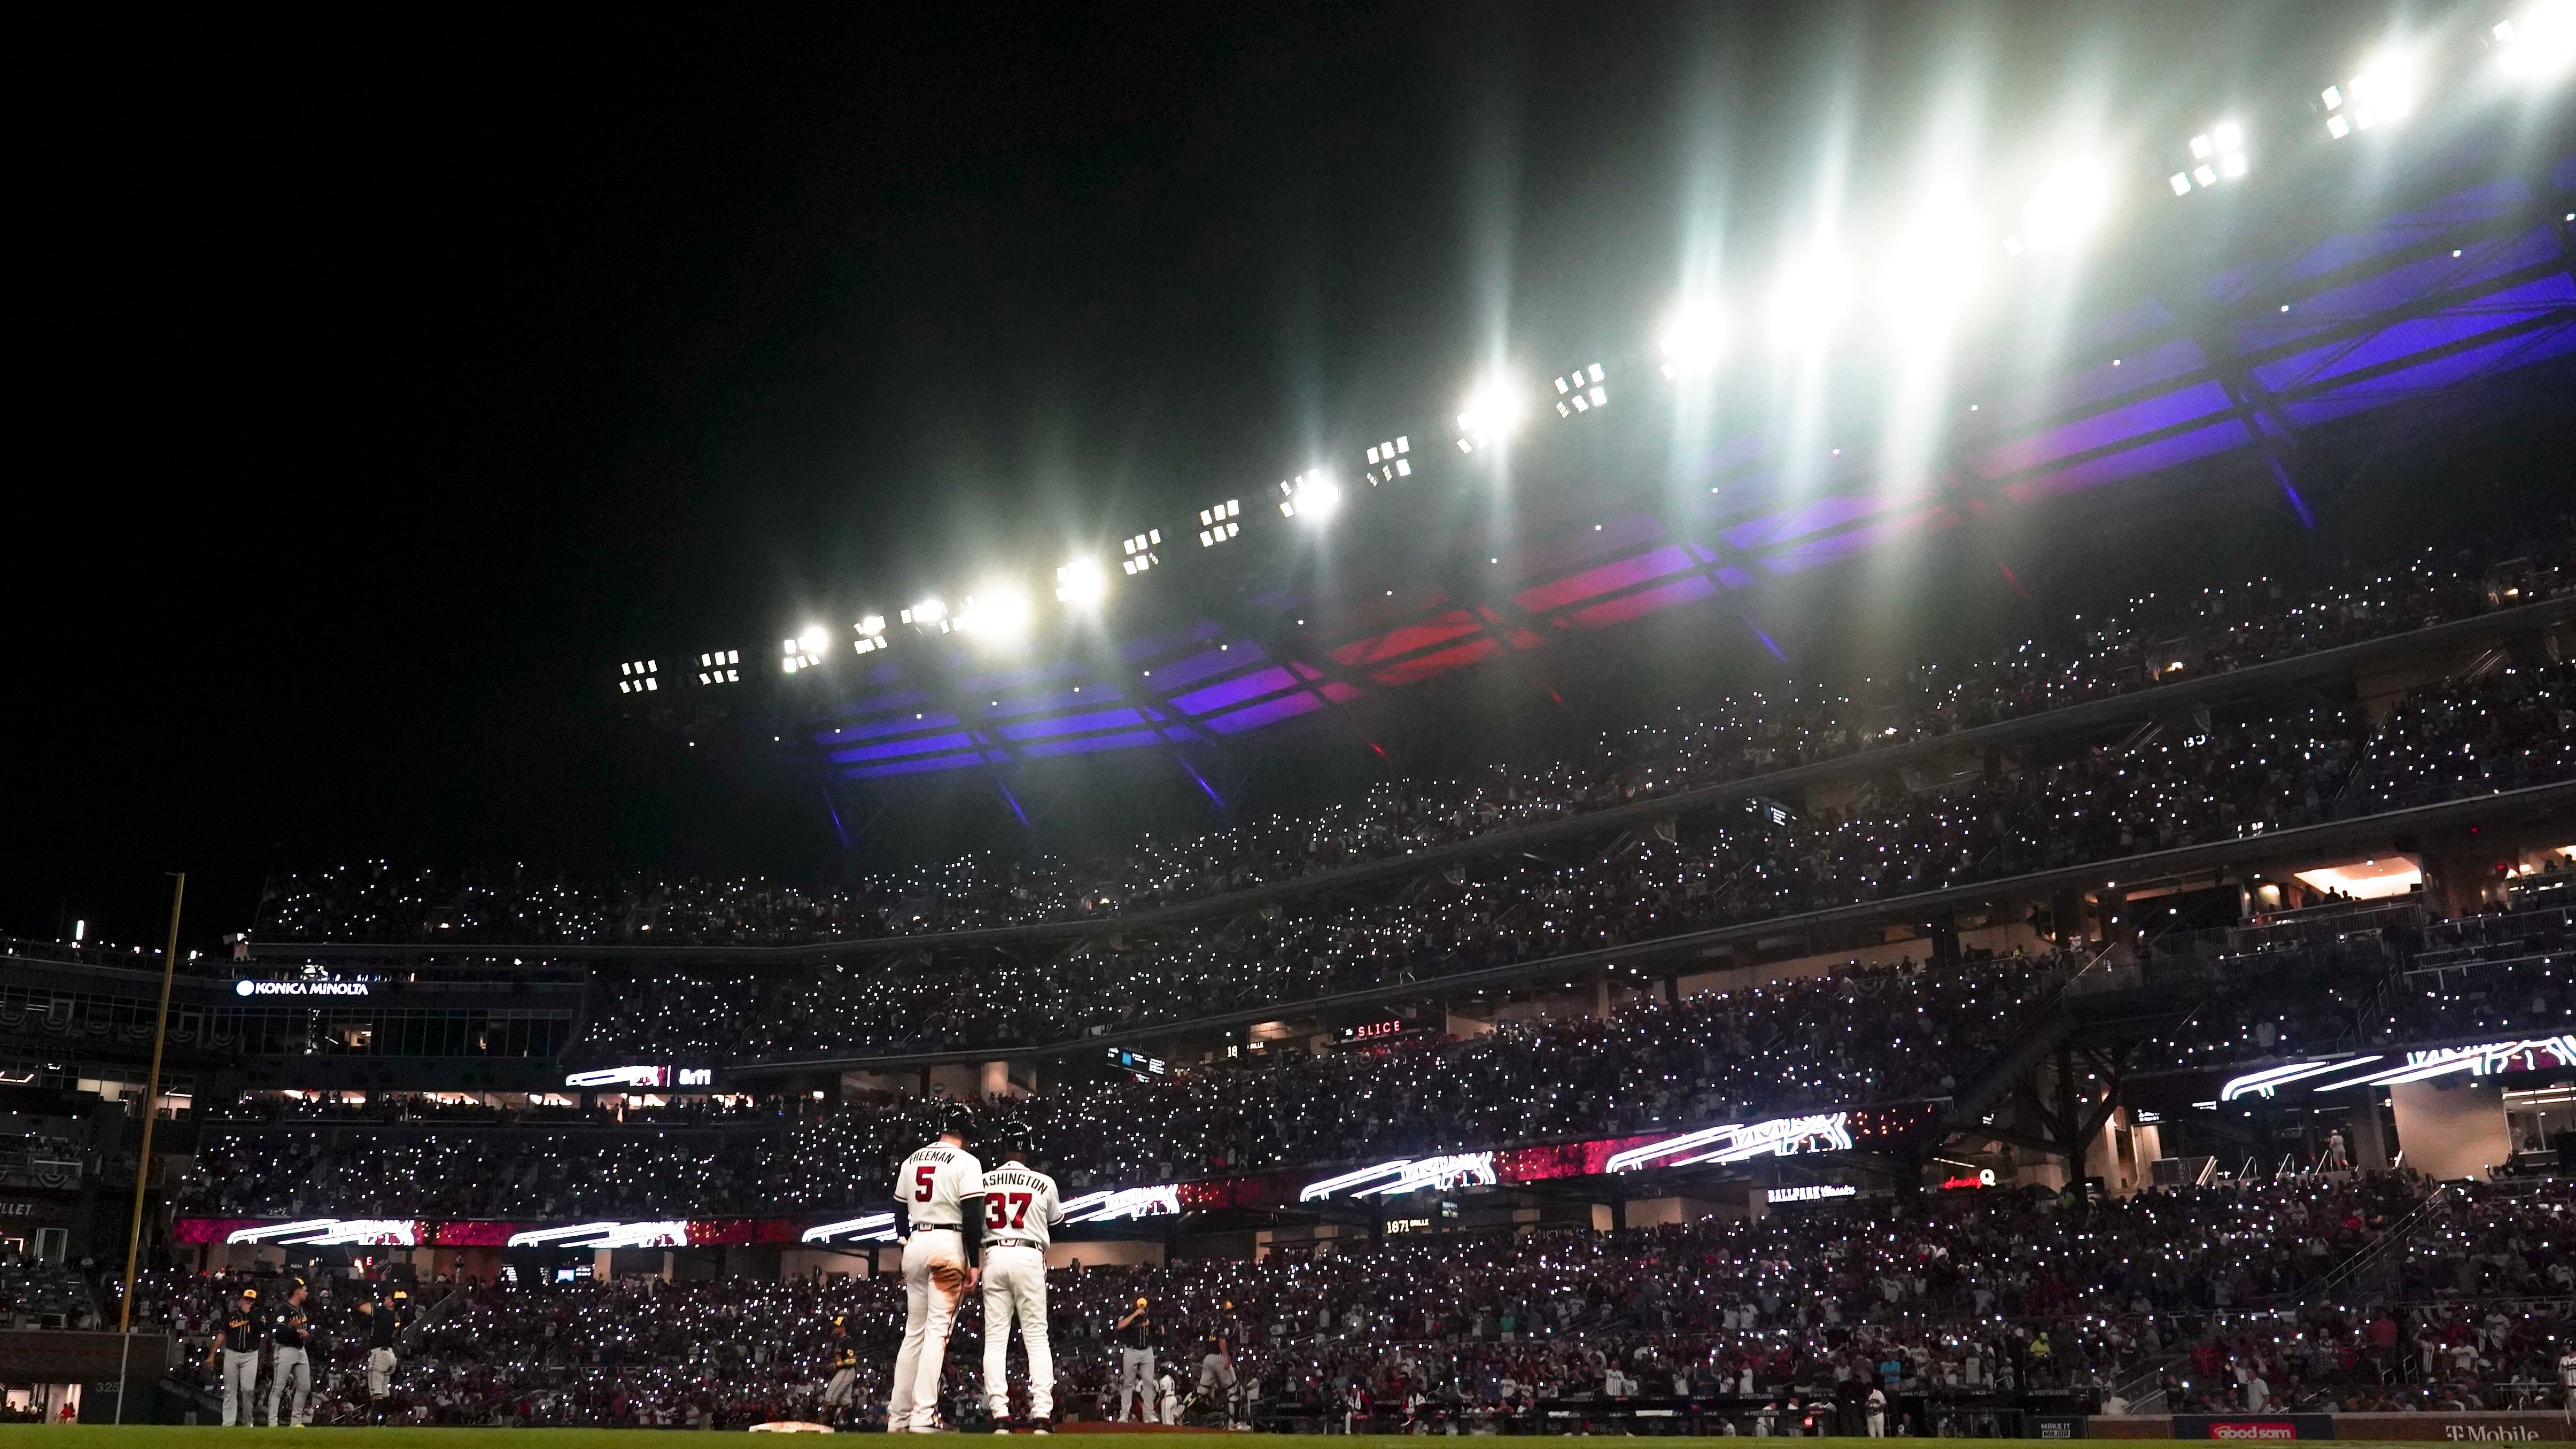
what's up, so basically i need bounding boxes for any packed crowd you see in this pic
[2145,897,2576,1073]
[147,1175,2576,1429]
[252,541,2572,948]
[567,660,2576,1061]
[187,949,2060,1216]
[191,891,2576,1218]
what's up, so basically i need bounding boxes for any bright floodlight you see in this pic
[2496,4,2576,80]
[697,649,741,682]
[1362,437,1411,484]
[1196,501,1240,547]
[1879,200,1983,335]
[1054,557,1108,607]
[900,597,949,632]
[1657,303,1725,377]
[1120,529,1161,575]
[782,634,825,673]
[618,658,660,694]
[1454,377,1524,452]
[2324,53,2416,136]
[2169,122,2248,196]
[953,584,1031,641]
[1278,470,1341,521]
[851,618,889,657]
[1767,245,1851,346]
[2011,162,2111,252]
[1552,362,1608,416]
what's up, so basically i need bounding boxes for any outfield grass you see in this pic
[20,1433,2473,1449]
[20,1423,2473,1433]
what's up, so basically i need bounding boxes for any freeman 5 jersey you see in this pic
[898,1142,984,1229]
[979,1162,1065,1251]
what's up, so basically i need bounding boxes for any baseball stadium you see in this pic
[9,1,2576,1444]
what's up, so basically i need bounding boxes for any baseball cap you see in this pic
[239,1288,258,1300]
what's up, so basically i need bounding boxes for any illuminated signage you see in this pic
[1106,1049,1166,1078]
[1300,1153,1497,1202]
[2220,1057,2370,1101]
[2221,1036,2576,1098]
[1060,1185,1183,1222]
[1604,1113,1853,1173]
[565,1066,671,1089]
[224,1218,417,1246]
[505,1221,689,1249]
[1765,1184,1857,1204]
[800,1213,898,1244]
[233,979,369,998]
[1939,1169,2000,1190]
[1336,1019,1409,1045]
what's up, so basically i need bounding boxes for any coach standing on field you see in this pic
[206,1286,263,1425]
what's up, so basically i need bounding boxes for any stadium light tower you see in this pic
[2322,53,2416,137]
[1552,362,1608,416]
[2494,4,2576,82]
[1120,530,1161,575]
[2167,121,2249,196]
[1195,501,1240,548]
[1455,376,1525,453]
[952,583,1033,642]
[696,649,741,683]
[617,658,659,694]
[1362,437,1411,484]
[1657,302,1725,378]
[1277,469,1341,520]
[852,616,890,657]
[901,597,950,633]
[781,630,827,673]
[1054,556,1108,607]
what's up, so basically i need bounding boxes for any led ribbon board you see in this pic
[505,1221,690,1249]
[563,1066,710,1089]
[2220,1035,2576,1098]
[1603,1112,1854,1173]
[224,1218,418,1246]
[1061,1185,1183,1222]
[1298,1152,1498,1202]
[800,1214,898,1244]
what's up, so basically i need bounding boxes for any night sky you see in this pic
[18,2,2566,949]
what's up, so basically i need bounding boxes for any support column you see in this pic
[2350,1088,2393,1172]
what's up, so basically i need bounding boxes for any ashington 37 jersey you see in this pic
[977,1163,1063,1250]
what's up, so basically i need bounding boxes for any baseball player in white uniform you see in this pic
[889,1111,984,1433]
[980,1135,1065,1432]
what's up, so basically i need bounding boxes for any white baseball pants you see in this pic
[366,1347,397,1399]
[888,1230,969,1432]
[981,1244,1053,1420]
